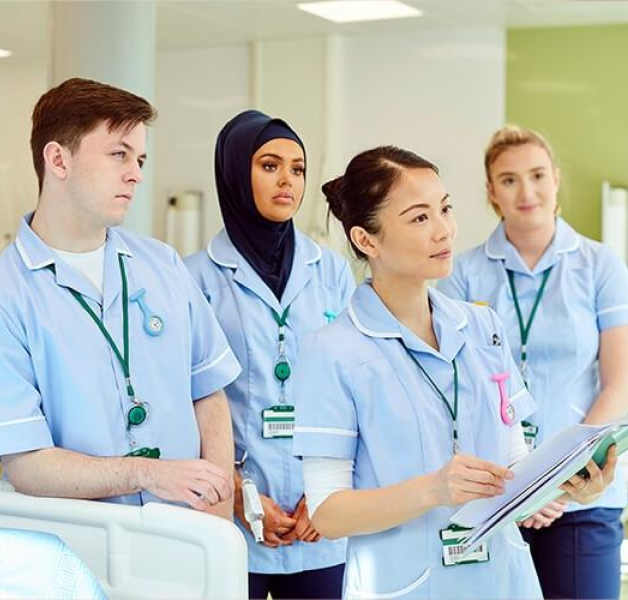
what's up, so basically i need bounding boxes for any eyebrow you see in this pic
[398,193,450,216]
[497,166,546,177]
[257,153,304,163]
[116,141,147,161]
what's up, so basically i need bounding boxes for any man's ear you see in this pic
[42,142,70,182]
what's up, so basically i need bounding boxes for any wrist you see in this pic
[131,457,152,492]
[414,472,440,512]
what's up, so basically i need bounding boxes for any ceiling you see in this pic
[1,0,628,60]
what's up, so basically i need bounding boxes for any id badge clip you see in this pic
[440,525,490,567]
[262,405,295,439]
[522,421,539,451]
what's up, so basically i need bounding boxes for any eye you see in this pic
[442,203,453,214]
[112,150,126,160]
[501,177,515,186]
[262,162,277,172]
[292,165,305,176]
[533,172,545,180]
[137,158,146,169]
[411,213,428,223]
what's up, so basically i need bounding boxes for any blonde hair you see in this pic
[484,125,558,216]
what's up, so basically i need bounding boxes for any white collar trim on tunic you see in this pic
[348,285,467,339]
[16,217,133,271]
[484,218,580,261]
[207,228,322,270]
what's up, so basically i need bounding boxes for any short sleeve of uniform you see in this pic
[486,306,537,424]
[437,255,469,301]
[0,305,53,455]
[595,244,628,331]
[293,329,358,460]
[175,254,241,400]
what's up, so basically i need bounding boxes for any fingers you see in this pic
[602,445,618,484]
[463,456,514,481]
[263,531,288,548]
[520,518,535,528]
[538,503,564,520]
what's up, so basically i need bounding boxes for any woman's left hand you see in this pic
[519,500,566,529]
[560,444,618,505]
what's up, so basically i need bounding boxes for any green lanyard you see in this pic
[403,344,460,454]
[271,306,291,401]
[46,255,147,428]
[506,267,552,385]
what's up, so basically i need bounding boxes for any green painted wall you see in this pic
[507,25,628,241]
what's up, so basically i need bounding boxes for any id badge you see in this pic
[522,420,539,452]
[440,525,490,567]
[262,405,295,439]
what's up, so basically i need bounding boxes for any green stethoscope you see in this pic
[506,266,553,386]
[402,342,460,455]
[271,305,291,403]
[47,254,149,430]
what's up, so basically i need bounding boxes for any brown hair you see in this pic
[322,145,439,260]
[31,78,156,192]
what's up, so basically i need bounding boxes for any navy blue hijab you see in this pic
[215,110,306,300]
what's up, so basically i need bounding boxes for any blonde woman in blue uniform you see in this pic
[292,145,616,599]
[438,125,628,599]
[185,110,353,599]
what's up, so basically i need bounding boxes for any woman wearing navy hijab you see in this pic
[185,110,354,599]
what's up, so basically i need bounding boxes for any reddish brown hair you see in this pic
[30,78,156,193]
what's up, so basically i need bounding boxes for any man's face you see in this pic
[64,121,147,230]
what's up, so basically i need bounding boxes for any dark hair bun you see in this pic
[322,175,345,221]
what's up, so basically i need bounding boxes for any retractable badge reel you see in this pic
[264,307,296,439]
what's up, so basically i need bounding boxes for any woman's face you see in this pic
[355,167,457,282]
[251,138,305,222]
[488,143,560,232]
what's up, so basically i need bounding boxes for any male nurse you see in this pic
[0,78,241,518]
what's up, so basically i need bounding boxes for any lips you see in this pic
[273,192,294,200]
[116,193,133,201]
[430,249,452,259]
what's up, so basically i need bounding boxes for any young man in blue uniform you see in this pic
[0,78,241,516]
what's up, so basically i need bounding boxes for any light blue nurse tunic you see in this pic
[292,282,542,599]
[437,217,628,512]
[185,228,354,574]
[0,214,241,505]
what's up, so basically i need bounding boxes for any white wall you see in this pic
[154,45,250,246]
[0,28,504,257]
[0,59,46,250]
[338,27,504,254]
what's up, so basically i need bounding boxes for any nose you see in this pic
[278,166,294,188]
[125,161,143,185]
[519,178,535,202]
[433,212,453,242]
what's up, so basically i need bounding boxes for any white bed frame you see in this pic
[0,481,248,599]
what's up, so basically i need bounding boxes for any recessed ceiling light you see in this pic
[297,1,422,24]
[0,48,12,59]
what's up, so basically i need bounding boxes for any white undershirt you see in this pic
[303,423,529,518]
[53,243,106,295]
